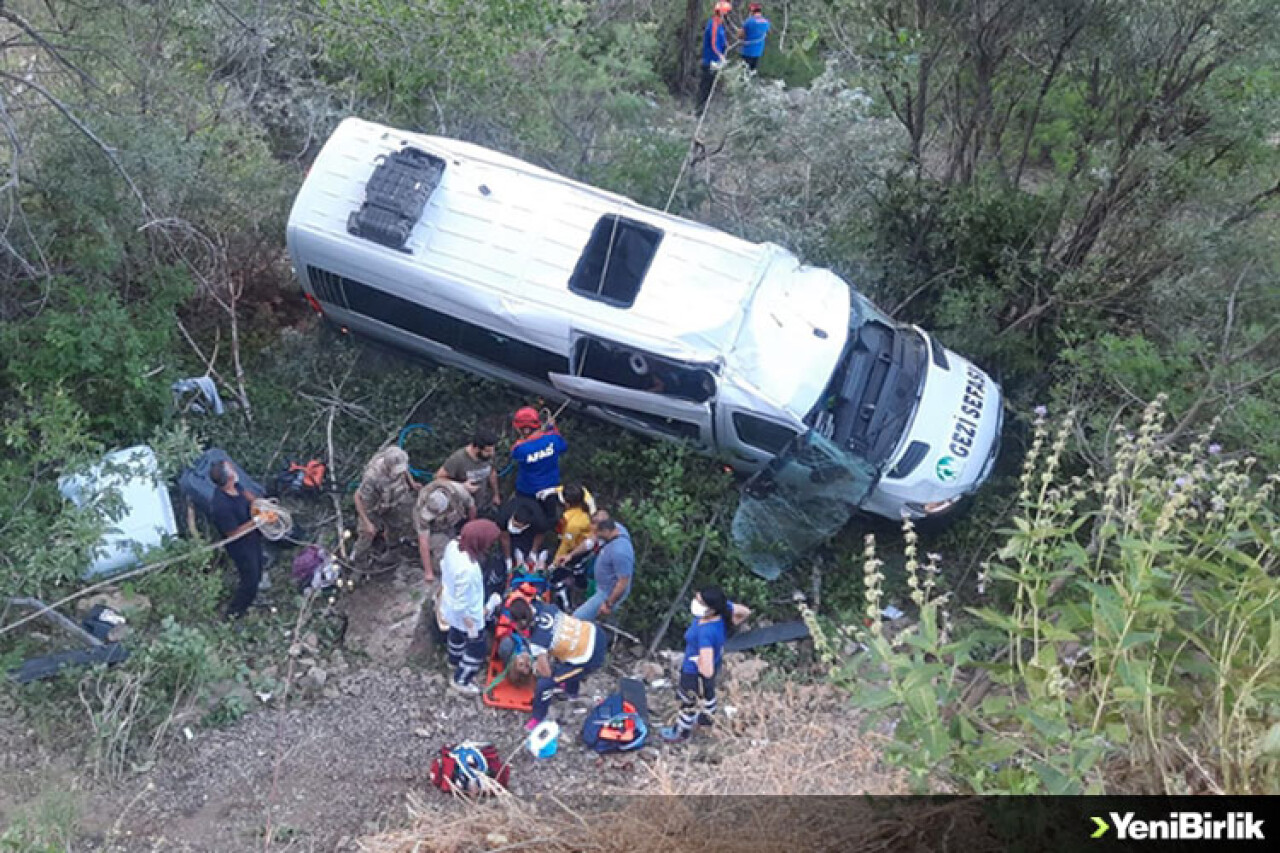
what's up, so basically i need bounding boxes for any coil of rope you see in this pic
[252,498,293,541]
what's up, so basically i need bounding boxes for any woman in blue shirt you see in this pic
[661,585,750,741]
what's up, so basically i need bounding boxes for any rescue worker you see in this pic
[739,3,770,71]
[441,520,502,694]
[352,446,420,566]
[698,1,732,114]
[553,508,611,568]
[661,586,750,741]
[436,429,502,519]
[547,489,597,611]
[499,495,552,570]
[572,516,634,623]
[414,477,476,585]
[410,477,474,660]
[509,407,567,524]
[507,597,609,730]
[553,484,596,565]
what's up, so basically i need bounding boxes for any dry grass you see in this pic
[641,678,910,796]
[359,677,937,853]
[359,793,994,853]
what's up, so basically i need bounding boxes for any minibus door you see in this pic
[547,373,714,452]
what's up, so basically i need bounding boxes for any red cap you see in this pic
[512,407,541,431]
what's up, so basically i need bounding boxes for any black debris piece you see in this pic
[724,620,810,653]
[10,643,130,684]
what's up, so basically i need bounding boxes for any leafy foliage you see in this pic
[844,403,1280,794]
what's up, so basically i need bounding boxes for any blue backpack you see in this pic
[581,692,648,752]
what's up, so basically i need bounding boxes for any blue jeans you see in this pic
[573,582,630,622]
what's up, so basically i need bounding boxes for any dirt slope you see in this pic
[5,566,904,852]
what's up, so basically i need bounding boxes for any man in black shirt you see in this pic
[208,459,265,618]
[499,495,551,569]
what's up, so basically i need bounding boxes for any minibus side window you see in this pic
[575,337,715,403]
[312,267,568,380]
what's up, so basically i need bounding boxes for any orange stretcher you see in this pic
[482,653,533,711]
[481,578,548,712]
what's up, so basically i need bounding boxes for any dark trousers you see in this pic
[743,55,760,71]
[531,632,608,721]
[226,544,263,618]
[675,670,718,733]
[697,66,717,114]
[446,627,487,686]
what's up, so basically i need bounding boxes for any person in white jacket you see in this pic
[441,519,501,694]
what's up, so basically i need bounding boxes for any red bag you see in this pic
[429,742,509,795]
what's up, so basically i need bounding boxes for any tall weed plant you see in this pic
[843,399,1279,793]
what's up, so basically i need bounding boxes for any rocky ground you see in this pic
[1,561,903,852]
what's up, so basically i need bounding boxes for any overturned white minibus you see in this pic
[287,118,1002,532]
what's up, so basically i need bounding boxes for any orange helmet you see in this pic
[715,1,732,15]
[512,407,541,432]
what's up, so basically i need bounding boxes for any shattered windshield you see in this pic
[731,429,879,579]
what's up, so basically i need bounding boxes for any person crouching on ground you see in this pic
[507,597,608,731]
[441,519,501,695]
[661,585,750,742]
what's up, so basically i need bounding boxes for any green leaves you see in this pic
[848,399,1279,794]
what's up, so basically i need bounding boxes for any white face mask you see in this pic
[690,599,709,618]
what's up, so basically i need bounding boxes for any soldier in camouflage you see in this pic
[414,477,476,584]
[411,477,476,658]
[352,446,420,566]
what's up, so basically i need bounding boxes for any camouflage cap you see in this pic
[418,487,451,523]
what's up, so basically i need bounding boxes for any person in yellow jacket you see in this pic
[553,483,596,564]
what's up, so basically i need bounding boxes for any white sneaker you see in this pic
[451,680,480,696]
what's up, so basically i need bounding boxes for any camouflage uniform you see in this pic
[412,478,474,653]
[352,446,417,564]
[414,478,476,569]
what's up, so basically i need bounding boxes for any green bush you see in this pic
[840,401,1279,794]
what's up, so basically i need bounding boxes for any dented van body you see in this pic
[286,118,1002,529]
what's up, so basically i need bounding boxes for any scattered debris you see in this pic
[75,589,152,619]
[9,643,130,684]
[171,376,225,416]
[58,446,178,579]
